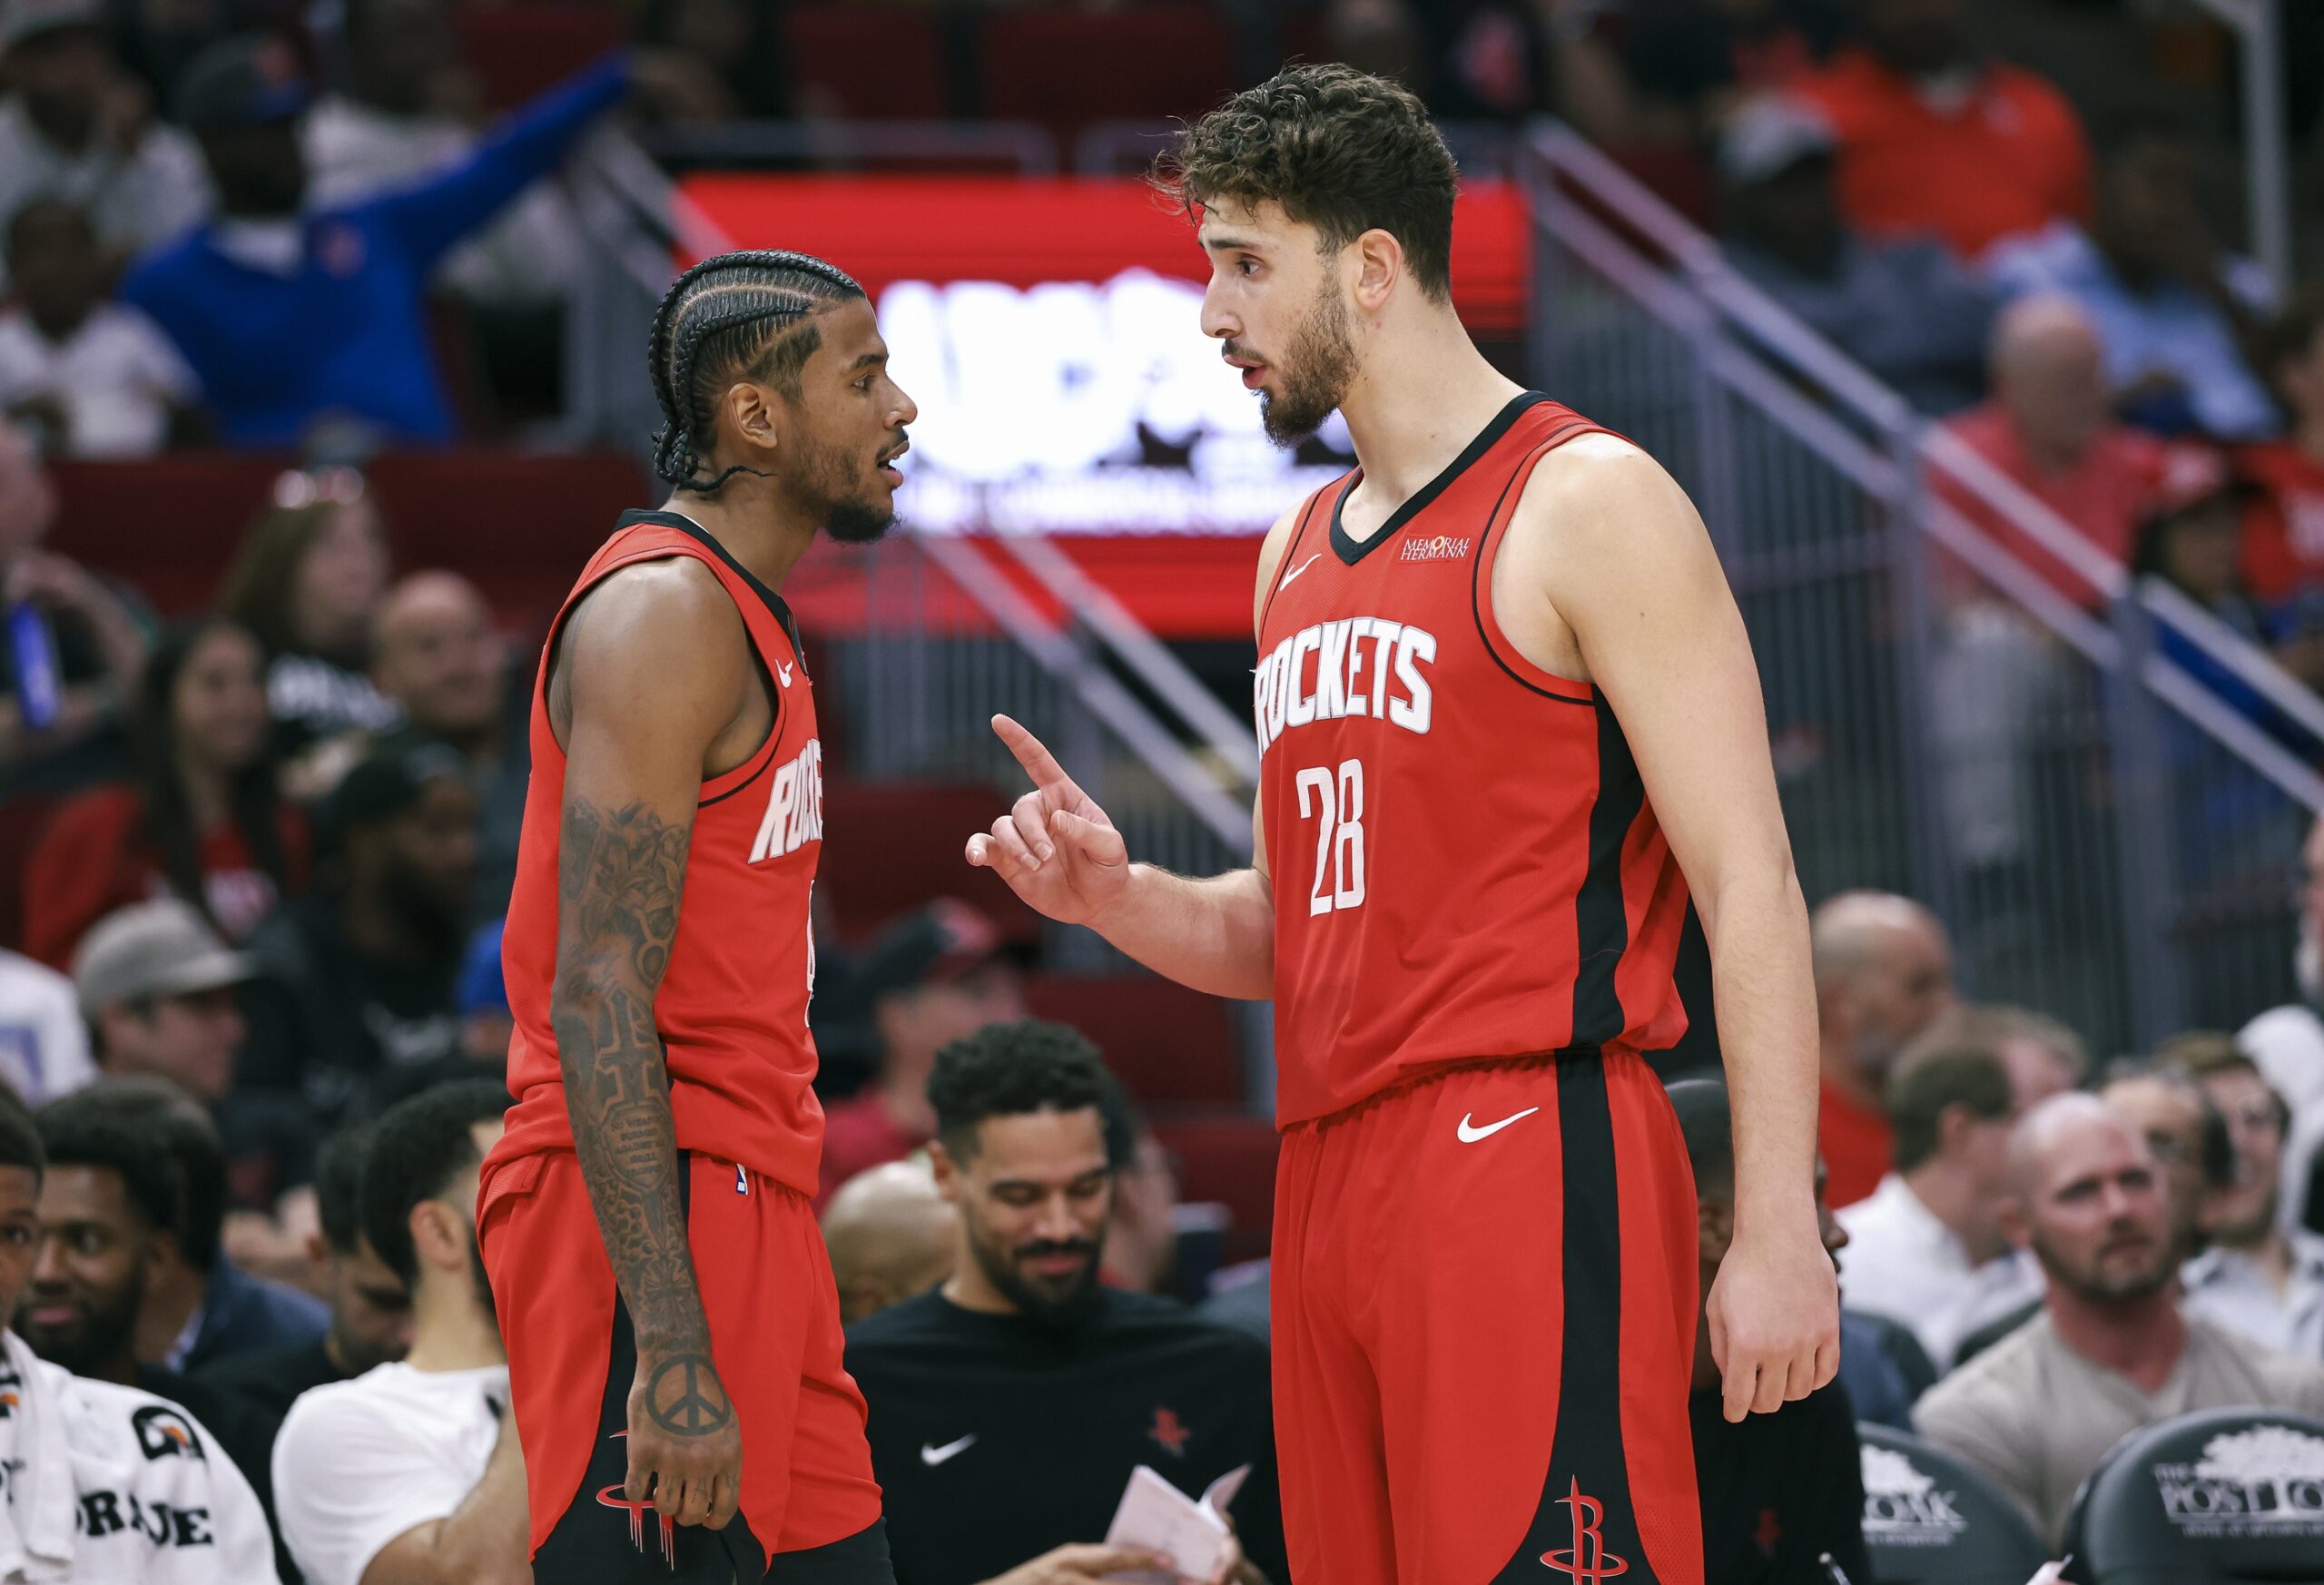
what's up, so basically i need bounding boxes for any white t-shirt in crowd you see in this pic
[0,99,210,284]
[271,1362,507,1585]
[0,950,91,1106]
[0,304,197,459]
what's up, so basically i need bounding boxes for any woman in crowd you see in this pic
[23,617,307,966]
[217,466,401,764]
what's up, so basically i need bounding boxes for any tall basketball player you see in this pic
[966,67,1837,1585]
[480,251,911,1583]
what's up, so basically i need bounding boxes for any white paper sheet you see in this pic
[1100,1463,1251,1583]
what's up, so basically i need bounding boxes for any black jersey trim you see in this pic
[1470,435,1596,707]
[1571,696,1643,1048]
[1329,391,1551,566]
[617,510,811,674]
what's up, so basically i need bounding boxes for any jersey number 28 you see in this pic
[1295,759,1366,916]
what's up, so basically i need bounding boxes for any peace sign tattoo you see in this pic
[645,1354,734,1437]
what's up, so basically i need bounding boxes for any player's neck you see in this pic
[405,1278,507,1373]
[1337,320,1522,505]
[655,487,818,596]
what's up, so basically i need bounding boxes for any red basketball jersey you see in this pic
[491,511,829,1196]
[1256,394,1690,1127]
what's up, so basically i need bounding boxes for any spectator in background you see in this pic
[1101,1118,1180,1298]
[453,917,509,1064]
[0,418,153,792]
[1986,116,2274,442]
[1791,0,2088,261]
[822,1158,957,1327]
[1917,1001,2089,1113]
[1669,1079,1871,1585]
[1810,890,1955,1206]
[1718,94,1994,414]
[1938,293,2172,604]
[0,1088,284,1584]
[17,1086,282,1501]
[369,571,525,922]
[2240,288,2324,612]
[0,940,85,1104]
[0,199,203,457]
[847,1021,1285,1585]
[1837,1031,2040,1369]
[0,0,210,279]
[242,740,478,1146]
[635,0,790,122]
[1565,0,1837,148]
[304,0,587,416]
[122,35,630,448]
[195,1123,411,1436]
[24,617,307,968]
[817,900,1031,1208]
[1915,1093,2324,1544]
[273,1080,527,1585]
[2167,1036,2324,1358]
[216,469,400,763]
[70,900,249,1109]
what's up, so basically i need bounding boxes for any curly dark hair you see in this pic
[0,1085,40,1181]
[36,1087,188,1244]
[362,1078,508,1286]
[927,1019,1133,1166]
[647,249,866,495]
[313,1122,377,1257]
[1155,63,1458,303]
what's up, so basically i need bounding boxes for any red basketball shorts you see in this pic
[478,1149,885,1580]
[1271,1048,1704,1585]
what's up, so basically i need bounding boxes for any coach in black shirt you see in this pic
[1671,1078,1870,1585]
[845,1020,1286,1585]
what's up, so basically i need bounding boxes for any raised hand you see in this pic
[965,714,1131,927]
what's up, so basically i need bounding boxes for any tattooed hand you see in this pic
[626,1348,743,1528]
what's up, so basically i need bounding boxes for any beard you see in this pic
[2034,1225,2176,1304]
[792,425,898,545]
[964,1222,1103,1330]
[1259,280,1357,446]
[16,1279,142,1378]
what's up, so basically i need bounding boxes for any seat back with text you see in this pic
[2062,1407,2324,1584]
[1855,1423,2051,1585]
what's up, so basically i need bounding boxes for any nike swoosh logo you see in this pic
[921,1433,977,1466]
[1279,553,1322,589]
[1457,1108,1540,1143]
[776,661,794,688]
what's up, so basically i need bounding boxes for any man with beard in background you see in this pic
[843,1021,1286,1585]
[1916,1093,2324,1544]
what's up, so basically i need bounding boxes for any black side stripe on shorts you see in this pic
[1571,696,1643,1048]
[1492,1050,1659,1584]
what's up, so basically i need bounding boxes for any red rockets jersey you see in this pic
[1256,394,1690,1127]
[489,511,830,1196]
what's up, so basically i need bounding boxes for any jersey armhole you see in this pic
[1256,483,1334,636]
[536,540,788,805]
[1472,426,1600,706]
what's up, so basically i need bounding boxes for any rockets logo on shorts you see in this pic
[1254,618,1435,756]
[750,737,824,864]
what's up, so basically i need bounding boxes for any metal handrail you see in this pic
[2191,0,2293,294]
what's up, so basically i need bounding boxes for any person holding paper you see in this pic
[844,1022,1285,1585]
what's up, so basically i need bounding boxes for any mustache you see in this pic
[1013,1239,1097,1263]
[878,432,911,465]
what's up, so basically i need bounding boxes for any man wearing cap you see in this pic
[0,0,210,281]
[119,34,630,447]
[240,741,480,1156]
[72,898,251,1108]
[816,901,1032,1211]
[1720,94,1996,416]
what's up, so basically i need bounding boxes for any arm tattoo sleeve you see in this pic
[552,798,714,1370]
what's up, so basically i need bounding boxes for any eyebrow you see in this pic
[848,351,887,373]
[1201,233,1261,254]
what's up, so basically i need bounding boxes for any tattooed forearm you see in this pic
[553,797,712,1360]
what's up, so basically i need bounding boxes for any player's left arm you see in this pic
[1503,434,1837,1423]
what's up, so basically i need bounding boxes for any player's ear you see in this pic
[726,379,782,458]
[928,1141,962,1206]
[407,1198,461,1272]
[1352,227,1402,313]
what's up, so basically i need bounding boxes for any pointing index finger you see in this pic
[992,714,1072,791]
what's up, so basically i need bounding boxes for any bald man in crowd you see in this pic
[821,1160,957,1325]
[369,572,525,924]
[1812,891,1957,1206]
[1915,1093,2324,1544]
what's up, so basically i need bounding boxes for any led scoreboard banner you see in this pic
[679,174,1530,636]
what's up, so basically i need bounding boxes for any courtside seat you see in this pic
[1025,972,1241,1109]
[2060,1406,2324,1584]
[1152,1112,1276,1264]
[1853,1423,2050,1585]
[978,5,1236,143]
[787,5,951,121]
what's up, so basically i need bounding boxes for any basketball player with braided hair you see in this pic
[478,250,913,1582]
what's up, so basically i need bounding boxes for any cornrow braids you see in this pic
[647,249,868,494]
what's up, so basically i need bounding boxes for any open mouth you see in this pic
[1223,353,1266,391]
[877,438,910,487]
